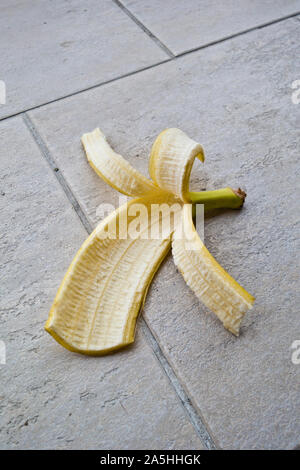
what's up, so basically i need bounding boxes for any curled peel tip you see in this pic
[196,148,205,163]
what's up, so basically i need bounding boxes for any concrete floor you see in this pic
[0,0,299,449]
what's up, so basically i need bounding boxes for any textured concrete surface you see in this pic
[0,0,167,119]
[28,18,300,448]
[121,0,300,55]
[0,117,204,450]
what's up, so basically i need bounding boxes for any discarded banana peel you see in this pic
[45,128,254,354]
[82,128,157,197]
[149,128,205,202]
[172,204,254,336]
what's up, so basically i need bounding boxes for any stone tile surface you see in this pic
[0,0,167,119]
[0,117,204,450]
[122,0,300,55]
[29,18,300,448]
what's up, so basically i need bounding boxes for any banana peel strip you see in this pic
[149,128,205,202]
[46,127,254,354]
[82,128,157,197]
[46,192,180,354]
[172,204,254,336]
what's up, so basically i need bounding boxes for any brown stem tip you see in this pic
[233,187,247,204]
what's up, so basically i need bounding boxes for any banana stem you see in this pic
[189,187,246,211]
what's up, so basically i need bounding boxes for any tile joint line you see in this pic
[22,111,217,450]
[22,113,93,234]
[176,10,300,58]
[0,59,172,124]
[112,0,175,58]
[1,11,299,124]
[140,318,217,449]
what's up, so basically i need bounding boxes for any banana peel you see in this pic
[45,128,254,354]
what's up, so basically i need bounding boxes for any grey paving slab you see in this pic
[0,0,167,120]
[0,117,204,450]
[29,18,300,449]
[121,0,300,55]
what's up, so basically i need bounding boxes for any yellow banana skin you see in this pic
[45,127,254,354]
[46,192,179,355]
[82,128,157,197]
[149,128,205,202]
[172,205,254,336]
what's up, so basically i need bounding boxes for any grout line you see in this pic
[1,11,299,124]
[0,58,172,123]
[140,318,217,449]
[23,111,217,449]
[23,113,93,234]
[112,0,175,58]
[175,10,300,58]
